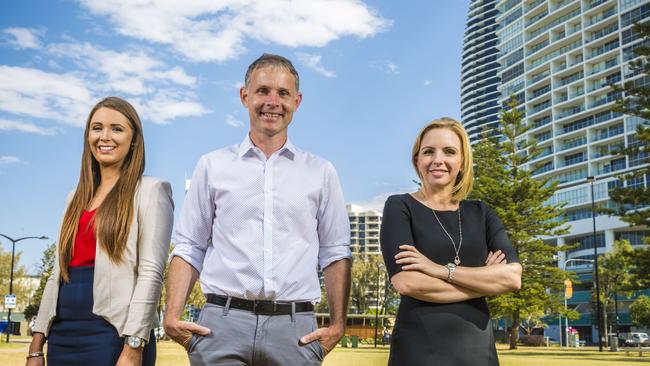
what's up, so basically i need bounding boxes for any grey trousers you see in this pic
[187,302,325,366]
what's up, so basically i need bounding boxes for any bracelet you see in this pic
[26,351,44,359]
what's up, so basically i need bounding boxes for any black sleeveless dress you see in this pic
[380,195,519,366]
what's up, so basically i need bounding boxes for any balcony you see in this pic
[589,92,622,108]
[531,100,552,114]
[594,161,626,175]
[588,40,619,60]
[586,0,608,10]
[559,136,587,151]
[592,124,624,142]
[530,70,551,84]
[532,115,553,128]
[556,104,585,120]
[533,162,555,175]
[561,154,587,167]
[586,23,618,44]
[558,71,584,87]
[585,7,617,28]
[525,0,546,13]
[588,57,618,76]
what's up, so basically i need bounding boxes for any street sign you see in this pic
[564,279,573,299]
[4,294,16,309]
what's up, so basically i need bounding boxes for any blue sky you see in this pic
[0,0,469,272]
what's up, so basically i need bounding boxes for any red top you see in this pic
[69,209,97,267]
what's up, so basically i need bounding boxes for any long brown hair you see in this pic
[58,97,145,282]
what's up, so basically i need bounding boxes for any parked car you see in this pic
[618,332,649,347]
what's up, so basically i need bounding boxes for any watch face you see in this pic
[128,337,142,348]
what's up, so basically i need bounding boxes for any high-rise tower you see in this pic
[461,0,503,141]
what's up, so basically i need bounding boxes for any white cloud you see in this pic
[2,27,43,50]
[225,113,244,128]
[351,189,412,212]
[78,0,390,62]
[0,156,21,164]
[424,80,432,86]
[0,65,94,126]
[370,59,399,75]
[297,52,335,78]
[0,119,57,135]
[133,93,211,124]
[47,42,197,95]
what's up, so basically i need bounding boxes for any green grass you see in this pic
[1,339,648,365]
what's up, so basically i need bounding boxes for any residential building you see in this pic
[490,0,650,344]
[347,204,382,255]
[462,0,503,141]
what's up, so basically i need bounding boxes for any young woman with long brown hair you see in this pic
[26,97,173,366]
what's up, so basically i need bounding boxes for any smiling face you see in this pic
[240,66,302,140]
[87,107,134,169]
[416,127,464,192]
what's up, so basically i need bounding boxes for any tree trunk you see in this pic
[510,311,520,350]
[602,306,609,347]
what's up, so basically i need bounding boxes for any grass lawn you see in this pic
[1,339,649,365]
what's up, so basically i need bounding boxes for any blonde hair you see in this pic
[58,97,145,282]
[411,117,473,202]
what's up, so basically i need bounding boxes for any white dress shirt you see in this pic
[172,135,351,302]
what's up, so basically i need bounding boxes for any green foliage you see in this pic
[591,240,635,343]
[472,97,571,349]
[24,242,56,319]
[626,246,650,290]
[0,242,30,314]
[348,253,398,315]
[629,295,650,329]
[609,22,650,227]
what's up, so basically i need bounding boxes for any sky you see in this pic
[0,0,469,273]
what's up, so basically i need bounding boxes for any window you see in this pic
[566,233,605,254]
[615,230,650,245]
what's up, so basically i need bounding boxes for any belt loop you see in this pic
[291,302,296,322]
[223,296,232,316]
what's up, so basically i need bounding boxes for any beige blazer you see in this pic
[33,176,174,342]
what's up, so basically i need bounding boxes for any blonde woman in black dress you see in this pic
[380,118,522,365]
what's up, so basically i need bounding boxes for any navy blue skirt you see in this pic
[47,266,156,366]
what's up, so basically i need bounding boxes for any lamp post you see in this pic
[0,234,48,343]
[373,265,381,348]
[586,175,603,352]
[562,258,594,348]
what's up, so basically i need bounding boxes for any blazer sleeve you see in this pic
[122,180,174,340]
[31,260,59,336]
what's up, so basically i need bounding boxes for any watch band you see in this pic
[446,262,457,282]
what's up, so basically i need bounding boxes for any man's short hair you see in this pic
[244,53,300,91]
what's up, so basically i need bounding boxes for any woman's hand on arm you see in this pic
[391,270,483,303]
[395,244,520,296]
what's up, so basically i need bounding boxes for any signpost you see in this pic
[4,294,16,309]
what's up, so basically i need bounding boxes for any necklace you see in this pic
[430,204,463,266]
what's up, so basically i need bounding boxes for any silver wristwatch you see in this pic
[446,262,457,283]
[124,335,147,349]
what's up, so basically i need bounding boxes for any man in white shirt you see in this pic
[164,54,352,366]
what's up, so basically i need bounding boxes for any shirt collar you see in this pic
[238,134,296,160]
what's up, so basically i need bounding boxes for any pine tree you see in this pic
[593,240,634,345]
[472,98,571,349]
[23,242,56,320]
[609,22,650,290]
[609,22,650,227]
